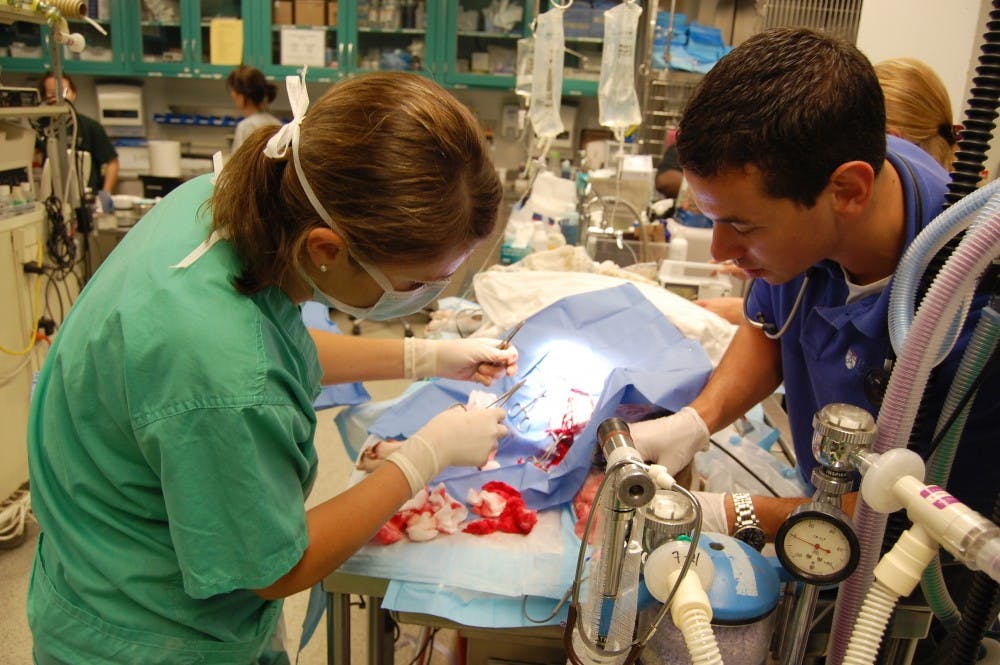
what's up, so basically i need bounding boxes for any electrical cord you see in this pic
[0,488,33,549]
[0,354,34,387]
[44,194,76,271]
[919,347,998,463]
[0,236,45,356]
[709,439,781,497]
[402,627,439,665]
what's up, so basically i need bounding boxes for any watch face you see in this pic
[776,510,860,584]
[733,526,766,552]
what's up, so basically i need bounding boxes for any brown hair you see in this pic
[225,66,277,108]
[875,58,956,171]
[37,72,77,98]
[677,28,886,208]
[210,72,501,295]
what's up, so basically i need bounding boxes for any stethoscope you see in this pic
[742,268,815,340]
[742,267,893,407]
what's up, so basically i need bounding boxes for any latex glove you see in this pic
[97,189,114,214]
[628,406,710,474]
[387,406,508,495]
[404,337,518,385]
[691,491,729,534]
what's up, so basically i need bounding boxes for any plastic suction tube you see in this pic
[842,580,899,665]
[888,178,1000,362]
[843,525,939,665]
[675,604,723,665]
[828,209,1000,665]
[921,306,1000,629]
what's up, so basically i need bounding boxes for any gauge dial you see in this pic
[776,507,860,584]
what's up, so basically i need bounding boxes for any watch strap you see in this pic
[732,492,761,531]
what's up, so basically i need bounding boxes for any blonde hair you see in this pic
[875,58,956,171]
[210,72,501,295]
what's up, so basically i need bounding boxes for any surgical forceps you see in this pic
[509,391,547,432]
[487,379,527,408]
[497,320,525,350]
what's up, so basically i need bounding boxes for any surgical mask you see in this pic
[298,264,449,322]
[264,69,451,321]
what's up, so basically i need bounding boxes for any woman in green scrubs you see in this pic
[27,72,515,664]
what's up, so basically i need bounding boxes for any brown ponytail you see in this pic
[210,72,501,295]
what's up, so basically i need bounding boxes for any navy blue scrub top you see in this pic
[746,135,999,516]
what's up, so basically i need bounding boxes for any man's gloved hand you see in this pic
[97,189,114,214]
[404,337,518,385]
[628,406,710,474]
[691,491,729,534]
[387,406,508,495]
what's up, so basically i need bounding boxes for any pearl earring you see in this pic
[320,264,328,272]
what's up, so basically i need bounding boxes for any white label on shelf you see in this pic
[279,27,326,68]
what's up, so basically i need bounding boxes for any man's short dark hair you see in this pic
[676,27,886,207]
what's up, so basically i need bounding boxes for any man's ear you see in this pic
[828,161,875,220]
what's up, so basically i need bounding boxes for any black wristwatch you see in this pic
[731,492,765,551]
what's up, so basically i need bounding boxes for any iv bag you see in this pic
[598,2,643,135]
[516,37,534,100]
[529,8,566,139]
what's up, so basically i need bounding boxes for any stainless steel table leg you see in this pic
[328,591,352,665]
[367,596,395,665]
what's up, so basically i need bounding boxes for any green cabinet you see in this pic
[0,19,48,73]
[122,0,253,79]
[254,1,445,84]
[443,0,527,90]
[0,0,606,95]
[62,4,129,75]
[443,0,600,95]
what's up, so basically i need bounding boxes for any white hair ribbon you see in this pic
[263,67,310,160]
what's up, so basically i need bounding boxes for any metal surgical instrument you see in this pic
[497,320,526,350]
[487,379,527,408]
[509,391,546,432]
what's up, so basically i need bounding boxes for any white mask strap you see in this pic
[172,230,225,268]
[264,68,397,294]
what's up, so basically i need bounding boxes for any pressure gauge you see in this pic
[775,503,860,584]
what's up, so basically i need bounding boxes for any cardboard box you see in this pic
[327,0,338,26]
[272,0,293,24]
[295,0,325,26]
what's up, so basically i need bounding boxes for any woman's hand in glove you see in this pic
[387,406,508,495]
[404,338,518,385]
[627,406,710,474]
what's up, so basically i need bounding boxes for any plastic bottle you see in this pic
[665,233,688,277]
[0,185,11,218]
[530,221,549,253]
[10,183,25,212]
[560,159,572,179]
[546,219,566,249]
[20,182,34,207]
[559,211,580,245]
[414,1,425,30]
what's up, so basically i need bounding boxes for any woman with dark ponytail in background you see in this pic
[227,65,281,153]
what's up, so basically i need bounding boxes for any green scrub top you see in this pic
[27,174,323,664]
